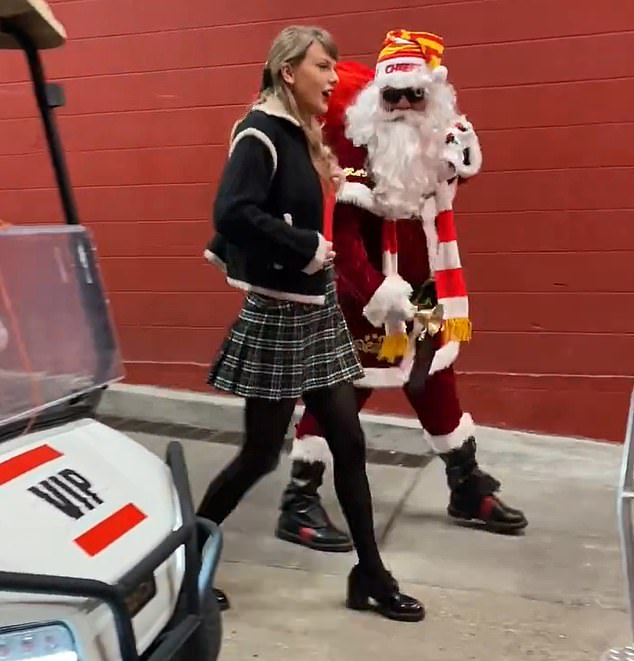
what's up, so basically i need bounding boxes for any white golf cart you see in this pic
[0,2,223,659]
[601,388,634,660]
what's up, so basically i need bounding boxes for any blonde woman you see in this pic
[199,26,423,622]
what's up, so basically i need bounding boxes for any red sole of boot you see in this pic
[275,527,354,553]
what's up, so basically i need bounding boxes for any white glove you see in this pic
[442,116,482,179]
[441,129,466,174]
[387,291,416,324]
[363,275,415,328]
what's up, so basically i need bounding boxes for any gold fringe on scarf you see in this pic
[442,318,472,343]
[378,332,409,363]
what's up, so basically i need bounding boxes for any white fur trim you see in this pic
[228,118,240,144]
[203,249,227,273]
[229,127,277,175]
[374,70,433,91]
[362,274,413,328]
[290,435,331,463]
[425,412,475,453]
[253,96,301,127]
[337,181,375,211]
[225,278,325,305]
[302,232,328,275]
[432,65,448,82]
[353,331,419,388]
[354,366,410,388]
[429,340,460,375]
[375,58,433,90]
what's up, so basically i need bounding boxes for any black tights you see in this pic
[197,382,384,574]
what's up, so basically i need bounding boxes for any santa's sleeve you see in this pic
[334,193,414,330]
[332,202,384,307]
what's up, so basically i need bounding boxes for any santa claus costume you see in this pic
[275,30,528,552]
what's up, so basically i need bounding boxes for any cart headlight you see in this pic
[0,623,77,660]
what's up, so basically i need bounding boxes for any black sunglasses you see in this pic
[381,87,426,104]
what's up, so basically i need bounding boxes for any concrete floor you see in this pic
[129,425,632,660]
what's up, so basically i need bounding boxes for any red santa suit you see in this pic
[275,33,527,551]
[313,115,476,448]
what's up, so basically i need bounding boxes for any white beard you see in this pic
[368,111,445,218]
[345,81,456,219]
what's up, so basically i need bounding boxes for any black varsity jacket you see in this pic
[207,97,329,304]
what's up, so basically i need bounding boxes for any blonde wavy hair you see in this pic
[254,25,340,185]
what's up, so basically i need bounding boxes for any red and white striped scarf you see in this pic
[381,193,471,349]
[432,205,471,342]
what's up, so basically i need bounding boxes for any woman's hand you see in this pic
[303,236,336,274]
[325,241,336,265]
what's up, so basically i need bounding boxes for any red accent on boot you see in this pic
[299,527,316,542]
[478,496,497,522]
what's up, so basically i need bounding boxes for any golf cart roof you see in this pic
[0,0,66,50]
[0,225,124,431]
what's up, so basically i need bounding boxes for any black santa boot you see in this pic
[275,457,353,552]
[441,437,528,533]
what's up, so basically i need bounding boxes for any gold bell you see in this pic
[414,303,444,338]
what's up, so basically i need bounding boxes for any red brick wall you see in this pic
[1,0,632,441]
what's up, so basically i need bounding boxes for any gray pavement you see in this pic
[126,420,632,660]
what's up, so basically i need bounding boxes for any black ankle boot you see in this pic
[213,587,230,611]
[275,459,353,552]
[441,437,528,533]
[346,565,425,622]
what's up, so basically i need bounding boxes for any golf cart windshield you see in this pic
[0,225,123,429]
[0,1,123,433]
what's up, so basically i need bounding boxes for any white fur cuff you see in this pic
[425,412,476,453]
[363,275,413,328]
[290,435,332,463]
[337,181,375,211]
[429,340,460,375]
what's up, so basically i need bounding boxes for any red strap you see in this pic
[322,187,335,242]
[436,209,456,242]
[382,219,398,254]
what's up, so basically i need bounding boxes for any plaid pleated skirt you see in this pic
[208,272,364,399]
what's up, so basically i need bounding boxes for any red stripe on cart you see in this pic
[0,445,62,485]
[74,503,147,556]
